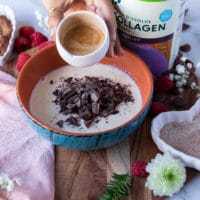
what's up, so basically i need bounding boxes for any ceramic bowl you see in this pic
[151,99,200,171]
[17,44,153,150]
[0,5,16,66]
[56,10,109,67]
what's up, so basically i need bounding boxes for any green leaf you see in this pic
[98,173,131,200]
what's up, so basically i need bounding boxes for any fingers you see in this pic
[102,13,123,57]
[107,34,123,57]
[48,11,64,40]
[107,39,115,57]
[114,34,124,56]
[48,15,63,40]
[88,0,123,57]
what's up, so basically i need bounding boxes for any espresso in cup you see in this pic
[62,22,105,55]
[56,11,109,67]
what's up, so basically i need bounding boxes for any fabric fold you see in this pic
[0,71,54,200]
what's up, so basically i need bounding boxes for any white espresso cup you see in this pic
[56,10,110,67]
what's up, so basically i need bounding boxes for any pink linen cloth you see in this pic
[0,71,54,200]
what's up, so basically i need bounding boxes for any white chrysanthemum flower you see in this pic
[145,153,186,197]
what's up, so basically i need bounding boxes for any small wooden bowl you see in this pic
[17,44,153,150]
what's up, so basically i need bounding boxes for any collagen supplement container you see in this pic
[112,0,188,77]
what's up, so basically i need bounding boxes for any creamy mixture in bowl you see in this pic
[29,63,142,134]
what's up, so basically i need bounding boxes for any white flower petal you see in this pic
[6,180,15,192]
[13,178,23,186]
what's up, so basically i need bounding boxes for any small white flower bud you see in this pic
[185,70,190,75]
[186,62,193,69]
[190,82,197,89]
[174,75,181,80]
[180,56,188,63]
[169,74,174,80]
[181,79,187,85]
[176,64,185,74]
[176,81,183,88]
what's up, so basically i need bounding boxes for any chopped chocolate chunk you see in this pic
[52,76,134,128]
[53,89,59,96]
[79,109,93,121]
[182,23,190,31]
[180,44,191,52]
[66,116,80,126]
[92,102,100,114]
[62,88,74,99]
[56,120,64,128]
[90,91,100,102]
[109,110,119,115]
[84,120,93,128]
[81,92,89,105]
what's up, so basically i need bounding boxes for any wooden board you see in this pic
[2,57,199,200]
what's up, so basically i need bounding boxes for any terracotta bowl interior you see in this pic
[17,44,153,136]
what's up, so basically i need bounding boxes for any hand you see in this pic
[48,9,64,38]
[43,0,74,38]
[85,0,123,57]
[43,0,123,57]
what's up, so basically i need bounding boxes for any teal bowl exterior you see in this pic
[22,99,152,150]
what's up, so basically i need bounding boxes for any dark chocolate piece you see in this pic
[52,76,134,128]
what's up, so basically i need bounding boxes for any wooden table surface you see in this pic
[2,57,199,200]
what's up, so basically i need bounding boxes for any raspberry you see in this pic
[150,102,167,117]
[19,26,35,39]
[38,41,55,50]
[30,32,48,47]
[131,161,148,177]
[154,75,174,93]
[14,36,31,53]
[16,52,30,72]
